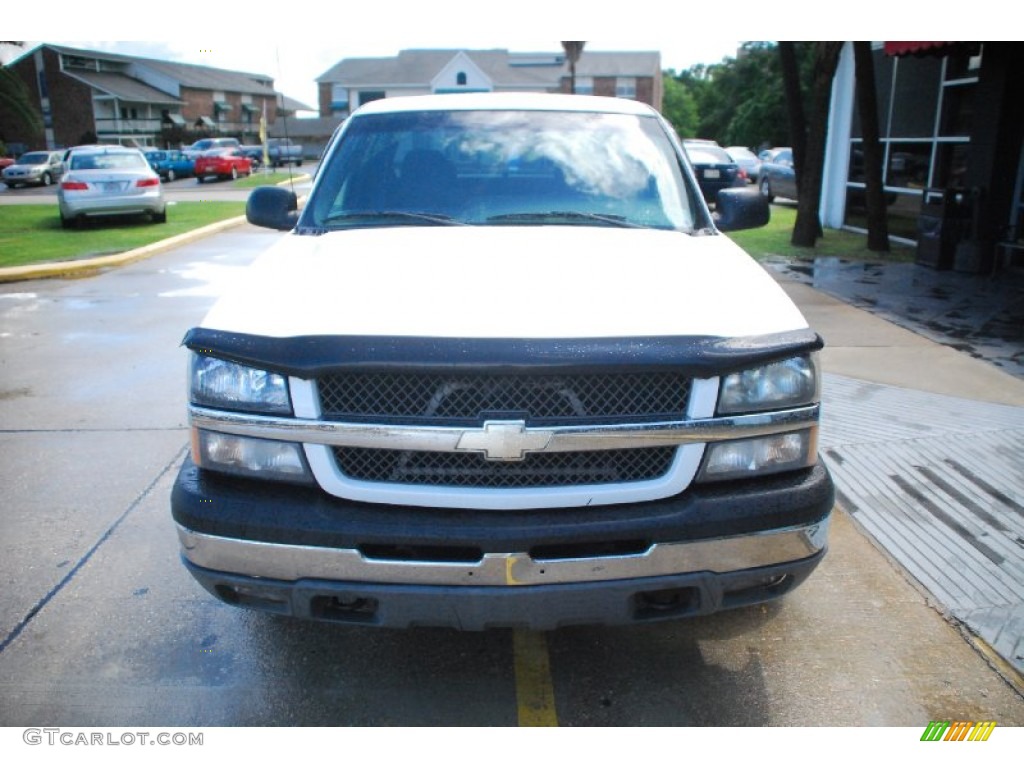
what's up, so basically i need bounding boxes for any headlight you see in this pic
[717,355,818,414]
[190,353,291,414]
[193,429,312,484]
[698,429,817,482]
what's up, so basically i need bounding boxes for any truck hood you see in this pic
[200,226,808,340]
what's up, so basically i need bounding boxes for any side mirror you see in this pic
[246,186,299,231]
[713,186,770,232]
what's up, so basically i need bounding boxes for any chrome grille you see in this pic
[332,447,677,488]
[318,371,691,425]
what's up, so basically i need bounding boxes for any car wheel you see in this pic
[60,213,75,229]
[152,209,167,224]
[760,177,775,204]
[41,172,52,186]
[167,169,176,182]
[197,176,205,184]
[231,166,239,180]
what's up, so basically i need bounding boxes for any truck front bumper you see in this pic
[172,458,833,629]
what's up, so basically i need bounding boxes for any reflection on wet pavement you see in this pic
[764,257,1024,378]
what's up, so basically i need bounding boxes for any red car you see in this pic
[194,148,252,183]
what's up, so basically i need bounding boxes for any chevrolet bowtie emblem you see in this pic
[455,420,553,462]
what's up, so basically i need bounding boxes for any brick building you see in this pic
[1,44,308,152]
[316,49,662,118]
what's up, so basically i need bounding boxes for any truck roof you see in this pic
[351,92,659,118]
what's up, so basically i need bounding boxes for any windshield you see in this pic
[70,152,148,171]
[305,109,700,231]
[685,145,733,164]
[18,152,50,165]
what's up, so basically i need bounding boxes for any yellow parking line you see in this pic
[513,628,559,726]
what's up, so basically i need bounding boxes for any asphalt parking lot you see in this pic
[1,216,1022,727]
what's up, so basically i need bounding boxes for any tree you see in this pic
[675,42,809,148]
[561,42,585,94]
[853,41,890,251]
[660,74,698,138]
[1,59,44,145]
[784,42,843,247]
[778,43,807,183]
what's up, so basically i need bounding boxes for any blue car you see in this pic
[758,147,797,203]
[144,149,195,182]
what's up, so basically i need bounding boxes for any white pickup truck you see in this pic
[171,93,833,630]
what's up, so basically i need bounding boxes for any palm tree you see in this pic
[561,42,586,94]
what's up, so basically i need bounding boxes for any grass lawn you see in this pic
[0,201,245,268]
[232,170,307,189]
[728,203,916,263]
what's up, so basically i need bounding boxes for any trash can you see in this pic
[916,188,971,270]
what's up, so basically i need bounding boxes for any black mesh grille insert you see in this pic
[332,447,677,488]
[318,371,690,425]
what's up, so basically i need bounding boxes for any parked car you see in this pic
[2,150,65,188]
[239,145,265,169]
[725,146,761,183]
[184,137,241,159]
[681,140,746,204]
[266,137,303,167]
[0,157,15,171]
[57,145,165,228]
[758,147,797,202]
[144,149,195,181]
[174,93,833,630]
[194,148,253,182]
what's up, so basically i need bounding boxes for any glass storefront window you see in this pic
[885,142,932,189]
[940,82,975,137]
[934,142,971,189]
[844,189,923,241]
[890,56,941,137]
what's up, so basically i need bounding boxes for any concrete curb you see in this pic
[0,174,310,284]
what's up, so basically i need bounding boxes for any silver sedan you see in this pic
[57,146,166,228]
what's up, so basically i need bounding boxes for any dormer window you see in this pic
[456,72,467,86]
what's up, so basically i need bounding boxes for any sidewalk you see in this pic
[770,263,1024,684]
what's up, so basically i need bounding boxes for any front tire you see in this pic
[231,166,239,180]
[167,168,177,182]
[760,177,775,204]
[41,172,52,186]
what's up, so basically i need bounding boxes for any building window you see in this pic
[358,91,386,107]
[616,78,637,98]
[575,77,594,95]
[456,72,467,86]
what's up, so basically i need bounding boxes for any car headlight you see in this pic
[193,429,312,484]
[190,353,291,414]
[697,429,817,482]
[717,354,818,414]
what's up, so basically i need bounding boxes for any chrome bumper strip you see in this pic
[177,520,830,587]
[189,405,819,457]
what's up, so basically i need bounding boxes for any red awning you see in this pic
[884,42,954,57]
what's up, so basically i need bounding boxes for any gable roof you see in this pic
[61,70,185,105]
[317,49,660,89]
[39,43,277,96]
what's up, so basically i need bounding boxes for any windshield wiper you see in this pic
[485,211,651,228]
[322,211,468,227]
